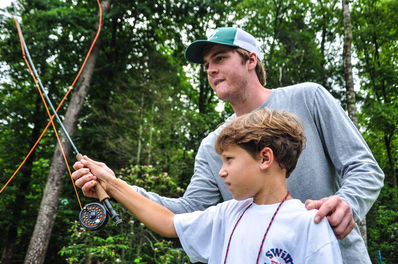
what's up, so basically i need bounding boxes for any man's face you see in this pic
[219,145,262,201]
[203,45,250,103]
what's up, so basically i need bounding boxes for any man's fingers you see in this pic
[305,197,329,210]
[305,196,355,239]
[325,200,348,227]
[326,201,354,240]
[305,199,321,210]
[305,199,325,223]
[330,214,354,240]
[306,197,338,223]
[335,218,355,240]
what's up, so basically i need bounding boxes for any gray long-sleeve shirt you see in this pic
[134,82,384,264]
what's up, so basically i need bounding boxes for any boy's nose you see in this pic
[218,169,227,178]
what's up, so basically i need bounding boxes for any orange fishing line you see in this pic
[1,0,103,212]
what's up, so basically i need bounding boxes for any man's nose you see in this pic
[207,63,218,76]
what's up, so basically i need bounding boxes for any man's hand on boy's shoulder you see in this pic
[305,196,355,240]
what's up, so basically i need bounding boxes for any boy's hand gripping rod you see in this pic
[13,2,122,230]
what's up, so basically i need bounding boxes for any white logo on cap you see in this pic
[208,29,219,40]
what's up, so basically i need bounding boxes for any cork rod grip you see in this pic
[76,153,110,202]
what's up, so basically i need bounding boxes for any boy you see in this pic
[79,108,342,263]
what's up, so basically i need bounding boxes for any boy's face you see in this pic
[203,45,251,104]
[219,144,263,201]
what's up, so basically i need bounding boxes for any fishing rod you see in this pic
[12,1,122,230]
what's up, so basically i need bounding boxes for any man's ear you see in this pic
[247,52,257,71]
[259,147,273,170]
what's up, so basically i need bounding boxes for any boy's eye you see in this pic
[224,156,233,162]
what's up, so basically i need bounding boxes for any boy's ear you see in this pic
[259,147,273,170]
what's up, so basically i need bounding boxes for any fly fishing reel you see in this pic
[79,202,108,230]
[79,199,123,230]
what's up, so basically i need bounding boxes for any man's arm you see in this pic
[80,157,177,238]
[306,84,384,238]
[132,139,223,213]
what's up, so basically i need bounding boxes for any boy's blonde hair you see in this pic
[215,108,306,178]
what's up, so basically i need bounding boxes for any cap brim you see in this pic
[185,40,238,64]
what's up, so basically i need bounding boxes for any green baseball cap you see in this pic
[185,27,263,64]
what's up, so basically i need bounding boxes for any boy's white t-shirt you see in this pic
[174,198,343,264]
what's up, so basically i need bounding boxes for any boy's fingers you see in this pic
[73,172,96,188]
[72,161,84,170]
[81,180,98,198]
[72,168,90,181]
[84,156,107,167]
[80,158,98,170]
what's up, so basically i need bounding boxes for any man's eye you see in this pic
[216,56,225,62]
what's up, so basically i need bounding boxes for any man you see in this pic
[73,27,384,263]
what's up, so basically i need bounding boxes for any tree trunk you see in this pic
[146,103,154,165]
[24,2,111,263]
[136,94,144,164]
[343,0,367,245]
[343,0,358,125]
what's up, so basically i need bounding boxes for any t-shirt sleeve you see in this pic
[174,205,226,263]
[304,211,343,264]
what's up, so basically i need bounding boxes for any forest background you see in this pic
[0,0,397,263]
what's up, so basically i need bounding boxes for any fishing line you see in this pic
[12,7,82,211]
[1,0,122,230]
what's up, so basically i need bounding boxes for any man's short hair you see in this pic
[215,108,306,178]
[235,48,266,86]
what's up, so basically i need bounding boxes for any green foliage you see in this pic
[117,164,186,197]
[233,0,342,96]
[153,240,188,264]
[60,164,189,263]
[353,1,398,262]
[59,221,129,264]
[367,187,398,263]
[353,0,398,183]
